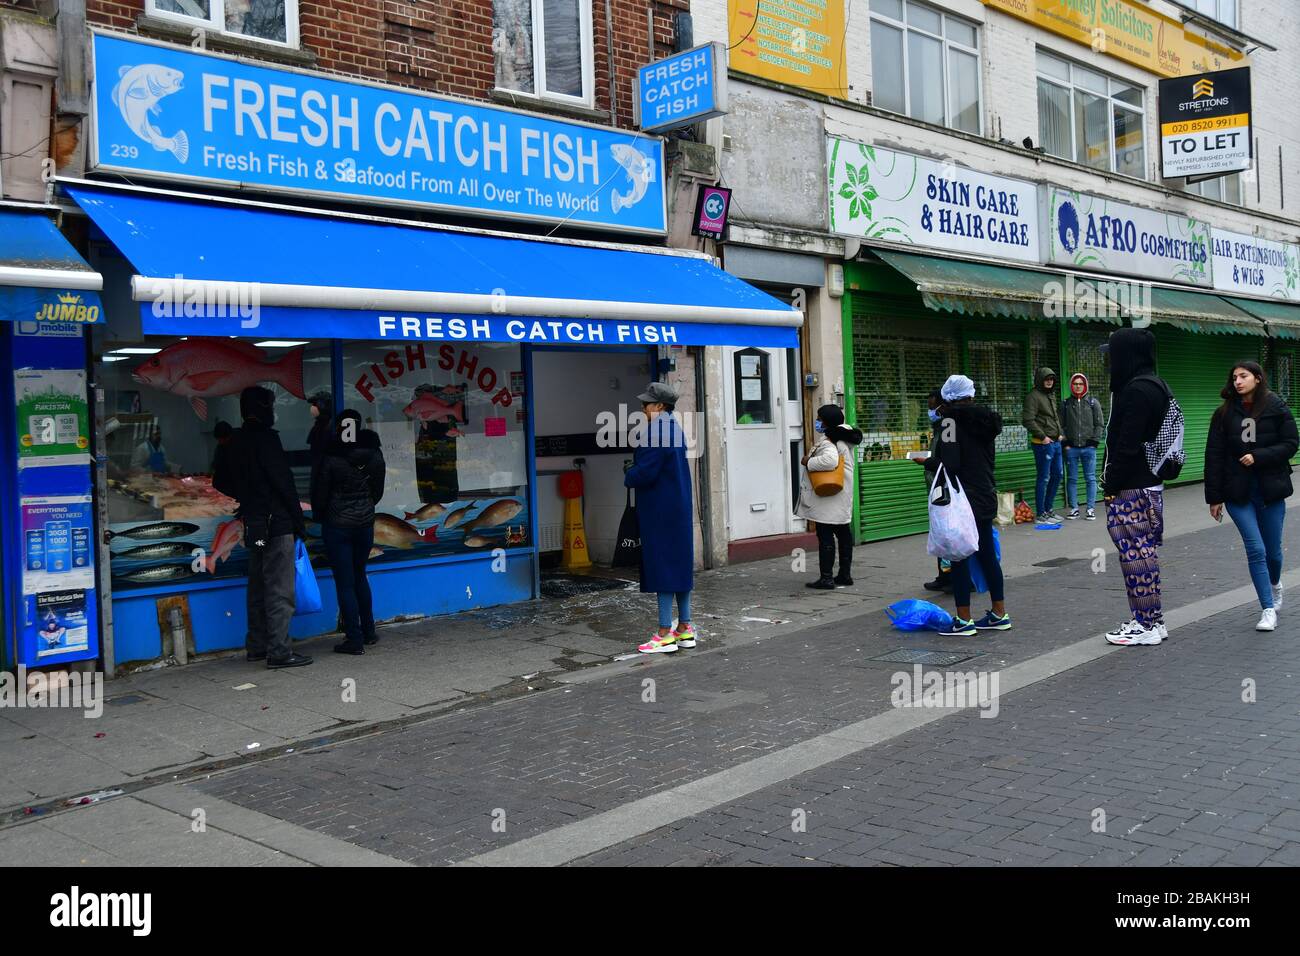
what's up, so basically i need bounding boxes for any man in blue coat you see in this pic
[625,381,695,654]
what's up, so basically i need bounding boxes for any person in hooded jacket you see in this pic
[1061,372,1105,520]
[796,404,863,589]
[311,409,386,655]
[212,385,312,668]
[933,374,1011,636]
[920,388,953,592]
[1101,327,1171,646]
[1023,367,1065,521]
[1205,361,1299,633]
[306,390,334,470]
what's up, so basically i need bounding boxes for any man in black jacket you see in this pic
[213,386,313,668]
[1101,327,1169,647]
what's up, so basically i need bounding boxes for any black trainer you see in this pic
[333,642,364,655]
[805,576,835,590]
[246,650,266,662]
[834,575,854,587]
[363,634,379,646]
[266,653,313,668]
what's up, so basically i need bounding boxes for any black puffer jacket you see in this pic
[1101,327,1167,496]
[310,430,385,528]
[934,401,1003,523]
[1204,392,1299,506]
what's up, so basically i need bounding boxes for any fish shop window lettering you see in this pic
[146,0,300,48]
[344,341,530,557]
[93,335,332,590]
[493,0,595,107]
[868,0,983,135]
[1036,50,1146,180]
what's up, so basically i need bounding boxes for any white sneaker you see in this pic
[1256,608,1278,632]
[1157,622,1169,639]
[1065,508,1080,520]
[1272,583,1283,611]
[1105,620,1163,646]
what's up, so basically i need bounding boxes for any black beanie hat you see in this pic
[817,404,845,429]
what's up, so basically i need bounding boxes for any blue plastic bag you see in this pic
[885,599,954,632]
[293,539,322,616]
[968,526,1002,595]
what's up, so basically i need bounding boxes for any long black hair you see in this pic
[1217,360,1270,422]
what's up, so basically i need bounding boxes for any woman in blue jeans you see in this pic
[1204,361,1299,633]
[311,410,386,654]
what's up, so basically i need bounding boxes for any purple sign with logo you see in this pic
[693,185,731,239]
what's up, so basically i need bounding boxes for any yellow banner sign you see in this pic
[728,0,848,98]
[982,0,1244,77]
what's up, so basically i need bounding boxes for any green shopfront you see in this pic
[827,139,1300,543]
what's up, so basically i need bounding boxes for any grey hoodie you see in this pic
[1060,373,1104,446]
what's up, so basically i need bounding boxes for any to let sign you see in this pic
[1159,67,1252,179]
[635,43,727,133]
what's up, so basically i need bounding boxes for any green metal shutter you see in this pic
[1154,327,1265,485]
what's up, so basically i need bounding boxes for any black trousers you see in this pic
[815,522,853,578]
[950,519,1004,609]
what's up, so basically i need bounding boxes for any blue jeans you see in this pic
[322,523,376,645]
[1226,486,1285,610]
[1032,441,1064,515]
[658,591,691,629]
[1064,445,1098,510]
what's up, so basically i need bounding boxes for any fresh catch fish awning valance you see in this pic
[0,209,104,326]
[65,183,803,349]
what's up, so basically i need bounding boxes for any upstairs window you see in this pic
[494,0,595,106]
[1187,0,1238,29]
[147,0,298,47]
[1037,50,1146,179]
[869,0,982,134]
[1185,173,1243,205]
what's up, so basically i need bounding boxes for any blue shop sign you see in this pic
[635,43,727,133]
[89,32,667,235]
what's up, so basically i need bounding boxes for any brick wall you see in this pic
[85,0,692,130]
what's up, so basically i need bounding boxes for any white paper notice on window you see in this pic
[741,379,762,401]
[376,421,420,512]
[740,355,761,378]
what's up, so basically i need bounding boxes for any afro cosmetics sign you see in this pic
[1044,187,1211,287]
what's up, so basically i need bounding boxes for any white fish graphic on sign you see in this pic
[111,64,189,163]
[610,144,656,214]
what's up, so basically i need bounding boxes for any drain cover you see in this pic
[1033,557,1078,568]
[105,694,146,706]
[868,649,980,666]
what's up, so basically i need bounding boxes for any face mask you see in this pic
[814,420,825,433]
[928,409,941,423]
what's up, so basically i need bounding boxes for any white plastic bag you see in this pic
[926,463,980,561]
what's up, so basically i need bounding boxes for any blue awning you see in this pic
[0,208,103,326]
[66,184,802,348]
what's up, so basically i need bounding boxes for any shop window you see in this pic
[1066,326,1112,422]
[869,0,983,134]
[343,341,530,556]
[94,335,331,590]
[1183,173,1243,206]
[965,338,1029,453]
[1037,50,1146,179]
[733,348,772,425]
[147,0,299,47]
[493,0,594,106]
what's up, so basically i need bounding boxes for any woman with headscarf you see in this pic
[932,374,1011,637]
[796,404,864,589]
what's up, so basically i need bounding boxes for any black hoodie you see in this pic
[310,429,386,528]
[1101,327,1166,495]
[934,401,1003,522]
[212,386,306,540]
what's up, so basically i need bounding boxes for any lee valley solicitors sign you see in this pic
[1159,67,1252,179]
[1045,187,1211,286]
[89,32,667,234]
[981,0,1244,78]
[827,138,1040,263]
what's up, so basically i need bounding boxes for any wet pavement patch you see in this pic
[540,575,632,599]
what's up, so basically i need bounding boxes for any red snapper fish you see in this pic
[374,513,437,549]
[132,338,306,420]
[403,392,466,436]
[204,518,243,573]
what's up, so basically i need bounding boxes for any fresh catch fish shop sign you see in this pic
[1045,187,1212,287]
[89,32,666,235]
[826,138,1040,264]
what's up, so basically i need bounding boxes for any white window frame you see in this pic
[146,0,300,50]
[1188,0,1238,30]
[1036,50,1147,180]
[869,0,984,135]
[494,0,596,109]
[1184,172,1243,205]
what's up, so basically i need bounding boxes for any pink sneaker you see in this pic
[638,632,679,654]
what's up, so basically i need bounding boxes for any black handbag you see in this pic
[611,488,642,568]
